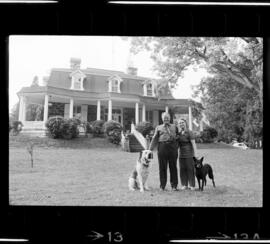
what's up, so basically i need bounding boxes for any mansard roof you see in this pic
[50,67,151,81]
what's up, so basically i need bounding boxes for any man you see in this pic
[149,112,178,191]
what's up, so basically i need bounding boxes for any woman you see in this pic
[177,118,197,190]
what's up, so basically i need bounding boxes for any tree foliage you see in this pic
[130,37,262,105]
[9,102,19,122]
[195,75,262,144]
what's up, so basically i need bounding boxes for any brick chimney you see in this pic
[126,52,137,76]
[70,57,81,70]
[127,66,138,76]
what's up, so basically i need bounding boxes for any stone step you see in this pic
[20,129,46,137]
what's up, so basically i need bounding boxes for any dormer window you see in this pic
[70,70,86,91]
[111,79,119,92]
[143,80,155,97]
[108,75,122,93]
[147,83,153,96]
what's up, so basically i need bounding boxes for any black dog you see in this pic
[193,157,215,191]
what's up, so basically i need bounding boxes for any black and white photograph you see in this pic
[9,36,263,207]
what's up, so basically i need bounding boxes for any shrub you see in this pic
[193,131,203,143]
[104,120,123,145]
[81,121,92,134]
[45,116,79,139]
[9,120,23,135]
[60,118,80,139]
[45,116,65,139]
[92,120,105,137]
[200,126,218,143]
[135,121,154,137]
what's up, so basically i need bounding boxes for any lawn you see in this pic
[9,135,263,207]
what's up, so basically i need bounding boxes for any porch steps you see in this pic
[128,134,144,152]
[21,128,47,137]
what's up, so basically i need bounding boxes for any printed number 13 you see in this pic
[108,232,124,242]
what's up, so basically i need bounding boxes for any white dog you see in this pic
[128,150,153,192]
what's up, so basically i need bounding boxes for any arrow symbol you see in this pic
[218,232,231,239]
[206,232,231,240]
[87,230,104,241]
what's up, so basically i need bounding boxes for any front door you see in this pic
[112,112,121,124]
[105,108,122,124]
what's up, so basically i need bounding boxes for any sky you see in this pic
[9,36,209,112]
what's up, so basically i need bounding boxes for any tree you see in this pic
[9,102,19,122]
[194,75,262,144]
[129,37,262,106]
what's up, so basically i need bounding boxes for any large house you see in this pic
[17,58,208,136]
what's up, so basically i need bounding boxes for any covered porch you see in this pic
[17,92,195,135]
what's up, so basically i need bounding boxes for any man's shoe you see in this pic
[171,187,179,191]
[180,186,188,190]
[189,187,196,191]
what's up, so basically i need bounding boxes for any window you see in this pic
[143,81,155,97]
[147,83,153,96]
[70,70,86,90]
[73,105,81,117]
[108,75,122,93]
[111,79,119,92]
[73,77,81,90]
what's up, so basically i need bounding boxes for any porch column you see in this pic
[165,106,169,113]
[142,103,146,122]
[135,102,139,124]
[18,95,24,122]
[21,96,27,123]
[188,105,193,130]
[97,100,101,120]
[43,94,49,127]
[69,98,74,118]
[108,99,112,121]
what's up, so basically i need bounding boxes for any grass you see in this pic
[9,134,263,207]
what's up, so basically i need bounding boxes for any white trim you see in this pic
[142,103,146,122]
[144,81,155,97]
[43,94,49,128]
[70,70,86,91]
[108,75,123,93]
[69,98,74,118]
[143,83,146,96]
[18,95,24,122]
[108,100,112,121]
[135,102,139,124]
[22,96,27,123]
[108,79,112,92]
[97,100,101,120]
